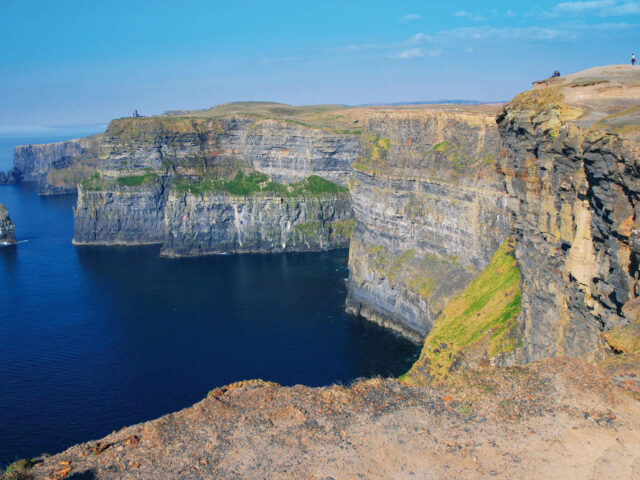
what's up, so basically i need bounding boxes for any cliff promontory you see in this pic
[69,103,362,255]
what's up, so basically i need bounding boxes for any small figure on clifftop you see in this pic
[132,109,140,118]
[552,70,561,78]
[632,54,636,66]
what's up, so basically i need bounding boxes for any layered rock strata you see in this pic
[346,109,510,340]
[13,135,102,194]
[497,64,640,363]
[162,191,352,257]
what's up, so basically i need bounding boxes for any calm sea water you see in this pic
[0,132,419,466]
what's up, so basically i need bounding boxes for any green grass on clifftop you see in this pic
[175,171,348,197]
[401,240,522,383]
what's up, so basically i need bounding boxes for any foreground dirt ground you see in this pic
[20,358,640,480]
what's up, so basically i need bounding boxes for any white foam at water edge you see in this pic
[0,239,28,246]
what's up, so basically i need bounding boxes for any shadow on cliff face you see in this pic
[67,471,96,479]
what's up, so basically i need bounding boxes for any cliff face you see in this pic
[69,108,360,253]
[497,65,640,363]
[73,179,169,245]
[0,204,16,245]
[162,191,352,257]
[100,115,359,185]
[13,135,102,194]
[345,109,510,340]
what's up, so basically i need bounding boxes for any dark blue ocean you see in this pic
[0,131,419,466]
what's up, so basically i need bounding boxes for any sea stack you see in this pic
[0,203,17,245]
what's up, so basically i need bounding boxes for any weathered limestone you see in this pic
[345,109,510,340]
[497,64,640,363]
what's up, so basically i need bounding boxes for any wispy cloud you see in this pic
[398,13,422,23]
[453,10,487,21]
[548,0,640,16]
[392,48,441,59]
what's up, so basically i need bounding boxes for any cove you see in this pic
[0,172,419,465]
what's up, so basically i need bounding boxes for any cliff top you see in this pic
[107,101,503,137]
[514,64,640,136]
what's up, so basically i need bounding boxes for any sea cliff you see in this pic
[345,107,510,340]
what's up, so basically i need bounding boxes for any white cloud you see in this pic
[549,0,640,16]
[398,13,422,23]
[453,10,487,21]
[392,48,441,59]
[405,33,432,45]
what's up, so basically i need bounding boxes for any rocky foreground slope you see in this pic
[13,358,640,480]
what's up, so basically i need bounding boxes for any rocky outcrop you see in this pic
[162,191,352,257]
[0,168,19,185]
[13,134,102,194]
[0,204,16,245]
[497,64,640,363]
[346,108,510,340]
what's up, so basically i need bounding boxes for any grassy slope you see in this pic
[174,171,347,197]
[401,240,521,383]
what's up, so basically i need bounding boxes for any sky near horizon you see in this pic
[0,0,638,130]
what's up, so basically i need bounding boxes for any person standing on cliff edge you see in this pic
[633,53,636,66]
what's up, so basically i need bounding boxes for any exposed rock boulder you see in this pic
[0,204,16,245]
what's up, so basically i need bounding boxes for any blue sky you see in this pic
[1,0,638,129]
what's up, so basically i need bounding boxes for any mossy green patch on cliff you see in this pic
[353,133,391,173]
[81,173,108,191]
[294,221,323,237]
[175,171,347,197]
[402,240,521,383]
[329,218,355,239]
[3,459,33,479]
[432,141,449,152]
[117,172,159,187]
[604,319,640,354]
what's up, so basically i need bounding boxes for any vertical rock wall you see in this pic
[346,110,510,340]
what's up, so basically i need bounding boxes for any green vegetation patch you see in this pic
[329,218,355,239]
[116,172,159,187]
[604,319,640,354]
[175,170,348,197]
[403,239,522,382]
[432,141,449,152]
[81,172,109,191]
[4,459,33,479]
[352,133,391,173]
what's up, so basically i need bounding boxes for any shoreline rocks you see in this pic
[0,204,16,245]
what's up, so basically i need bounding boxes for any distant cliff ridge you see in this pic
[13,134,102,194]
